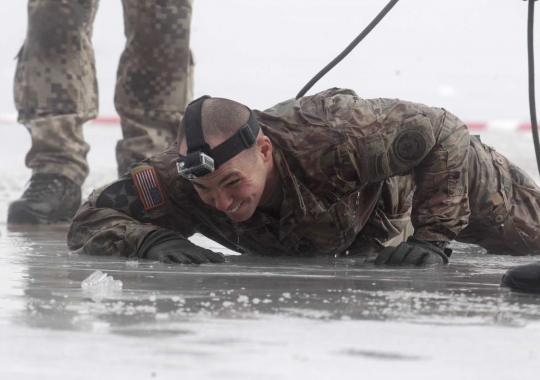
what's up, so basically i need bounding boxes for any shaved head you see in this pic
[178,98,252,149]
[177,98,277,222]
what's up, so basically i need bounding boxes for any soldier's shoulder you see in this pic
[92,147,181,221]
[256,88,360,119]
[311,87,360,100]
[255,88,364,152]
[94,177,148,220]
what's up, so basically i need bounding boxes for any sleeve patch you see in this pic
[133,167,166,211]
[393,130,427,162]
[95,178,145,220]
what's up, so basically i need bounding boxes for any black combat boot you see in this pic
[501,262,540,294]
[7,173,81,224]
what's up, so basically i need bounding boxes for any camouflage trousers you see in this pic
[14,0,194,186]
[455,136,540,255]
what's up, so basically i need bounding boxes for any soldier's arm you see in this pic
[68,170,225,264]
[329,96,470,242]
[408,109,470,242]
[67,176,180,257]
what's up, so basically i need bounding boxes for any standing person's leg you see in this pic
[115,0,194,176]
[9,0,100,224]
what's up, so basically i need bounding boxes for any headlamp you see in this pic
[176,151,214,180]
[177,95,260,180]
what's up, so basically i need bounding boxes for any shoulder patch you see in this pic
[393,131,427,162]
[132,167,166,211]
[95,178,145,220]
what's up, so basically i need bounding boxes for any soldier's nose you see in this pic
[214,191,233,212]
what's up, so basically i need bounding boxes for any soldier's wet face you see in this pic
[188,136,275,222]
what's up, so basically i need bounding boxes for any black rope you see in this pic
[527,0,540,176]
[295,0,400,100]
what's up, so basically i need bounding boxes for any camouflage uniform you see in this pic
[457,136,540,254]
[14,0,194,185]
[67,88,540,257]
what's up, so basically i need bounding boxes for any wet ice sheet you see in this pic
[1,225,540,379]
[5,227,540,325]
[1,125,540,378]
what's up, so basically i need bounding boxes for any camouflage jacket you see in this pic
[68,88,470,257]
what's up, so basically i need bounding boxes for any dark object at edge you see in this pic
[526,0,540,176]
[501,262,540,294]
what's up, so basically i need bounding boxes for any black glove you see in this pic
[138,230,226,264]
[374,236,450,267]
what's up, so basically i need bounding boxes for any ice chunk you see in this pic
[81,270,106,289]
[81,270,123,296]
[237,295,249,303]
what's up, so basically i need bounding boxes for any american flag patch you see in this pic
[133,168,166,211]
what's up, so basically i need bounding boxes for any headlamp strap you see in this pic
[185,95,211,154]
[210,110,260,168]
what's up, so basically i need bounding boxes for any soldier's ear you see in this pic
[258,136,273,162]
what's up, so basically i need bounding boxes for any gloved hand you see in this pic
[137,230,225,264]
[374,236,450,267]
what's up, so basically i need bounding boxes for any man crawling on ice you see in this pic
[67,89,540,268]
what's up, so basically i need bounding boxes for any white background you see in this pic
[0,0,538,121]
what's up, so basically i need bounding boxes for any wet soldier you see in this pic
[8,0,194,224]
[68,88,540,266]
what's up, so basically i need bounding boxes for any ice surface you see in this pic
[125,260,139,267]
[1,221,540,379]
[81,270,123,294]
[0,124,539,378]
[1,229,540,380]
